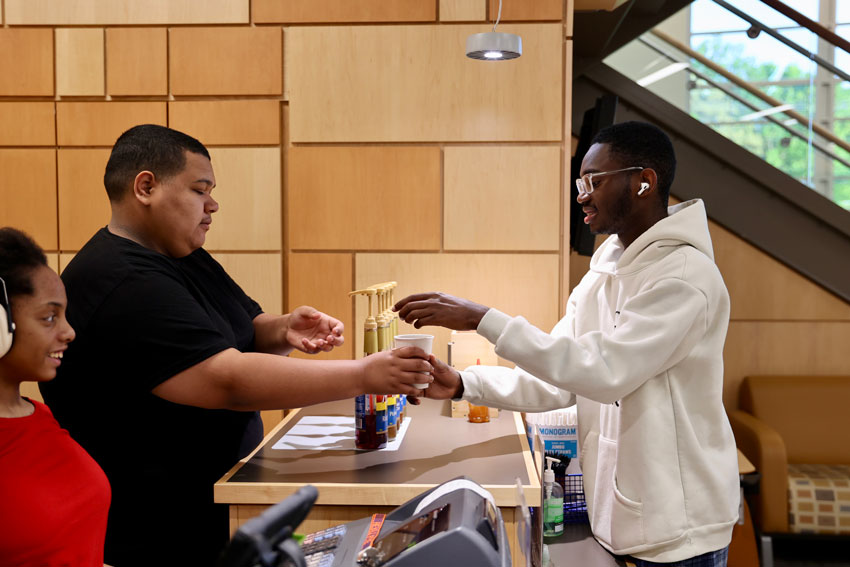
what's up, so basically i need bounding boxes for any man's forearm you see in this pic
[154,348,364,411]
[253,313,294,356]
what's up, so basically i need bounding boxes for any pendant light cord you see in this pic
[493,0,503,32]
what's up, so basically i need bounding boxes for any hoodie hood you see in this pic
[589,199,714,276]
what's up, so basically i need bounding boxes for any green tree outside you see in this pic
[690,37,850,210]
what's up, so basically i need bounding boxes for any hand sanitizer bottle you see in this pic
[543,456,564,538]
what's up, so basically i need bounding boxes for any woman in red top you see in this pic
[0,227,111,566]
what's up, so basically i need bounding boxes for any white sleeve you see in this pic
[476,278,708,404]
[460,365,576,412]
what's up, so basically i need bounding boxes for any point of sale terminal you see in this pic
[218,477,514,567]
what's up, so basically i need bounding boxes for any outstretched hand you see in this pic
[407,354,463,406]
[286,306,345,354]
[393,292,489,331]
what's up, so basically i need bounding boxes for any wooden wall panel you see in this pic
[0,29,53,96]
[203,148,282,251]
[57,102,167,147]
[560,40,573,307]
[444,146,560,251]
[55,28,104,96]
[106,27,168,96]
[0,149,58,250]
[57,149,112,251]
[169,101,281,146]
[47,254,60,274]
[170,27,282,96]
[287,24,562,142]
[211,253,283,315]
[288,253,354,361]
[440,0,486,21]
[355,253,560,362]
[288,147,441,251]
[489,0,563,20]
[5,0,248,25]
[723,322,850,408]
[58,253,75,274]
[0,103,55,146]
[710,220,850,321]
[252,0,435,23]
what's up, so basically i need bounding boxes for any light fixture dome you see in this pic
[465,0,521,61]
[465,32,522,61]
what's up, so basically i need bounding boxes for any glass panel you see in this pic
[691,0,817,34]
[604,0,850,211]
[837,24,850,94]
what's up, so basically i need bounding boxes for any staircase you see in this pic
[571,0,850,303]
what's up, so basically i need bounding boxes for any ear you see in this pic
[132,170,157,205]
[637,168,658,197]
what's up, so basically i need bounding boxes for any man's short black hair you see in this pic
[0,227,48,299]
[591,121,676,207]
[103,124,211,202]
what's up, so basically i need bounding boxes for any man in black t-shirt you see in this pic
[40,124,432,567]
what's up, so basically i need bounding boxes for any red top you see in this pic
[0,399,110,566]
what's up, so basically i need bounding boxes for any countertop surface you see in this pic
[216,398,539,506]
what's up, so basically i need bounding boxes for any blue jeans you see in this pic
[630,546,728,567]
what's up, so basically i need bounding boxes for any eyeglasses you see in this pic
[575,166,644,197]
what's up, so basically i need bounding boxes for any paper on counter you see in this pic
[271,415,411,451]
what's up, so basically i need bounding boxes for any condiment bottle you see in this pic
[350,289,387,450]
[468,359,491,423]
[386,394,397,441]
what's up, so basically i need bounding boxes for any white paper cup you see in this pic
[394,334,434,389]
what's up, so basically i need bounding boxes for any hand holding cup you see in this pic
[393,334,434,389]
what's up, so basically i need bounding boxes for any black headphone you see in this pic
[0,277,15,358]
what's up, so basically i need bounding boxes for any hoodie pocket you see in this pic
[591,436,645,551]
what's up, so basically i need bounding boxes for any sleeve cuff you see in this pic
[457,370,479,402]
[477,308,511,345]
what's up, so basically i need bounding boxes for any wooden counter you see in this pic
[215,398,541,567]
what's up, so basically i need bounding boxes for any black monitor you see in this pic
[216,484,318,567]
[570,94,618,256]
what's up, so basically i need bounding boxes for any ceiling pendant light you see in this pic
[466,0,522,61]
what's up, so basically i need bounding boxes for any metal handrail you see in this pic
[759,0,850,56]
[637,35,850,172]
[712,0,850,84]
[651,29,850,158]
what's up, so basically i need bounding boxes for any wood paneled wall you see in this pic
[710,220,850,408]
[0,1,572,431]
[7,0,837,426]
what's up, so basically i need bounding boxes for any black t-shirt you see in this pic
[40,228,265,567]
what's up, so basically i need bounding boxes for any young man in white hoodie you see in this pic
[394,121,739,566]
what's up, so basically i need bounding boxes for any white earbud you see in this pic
[638,182,650,196]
